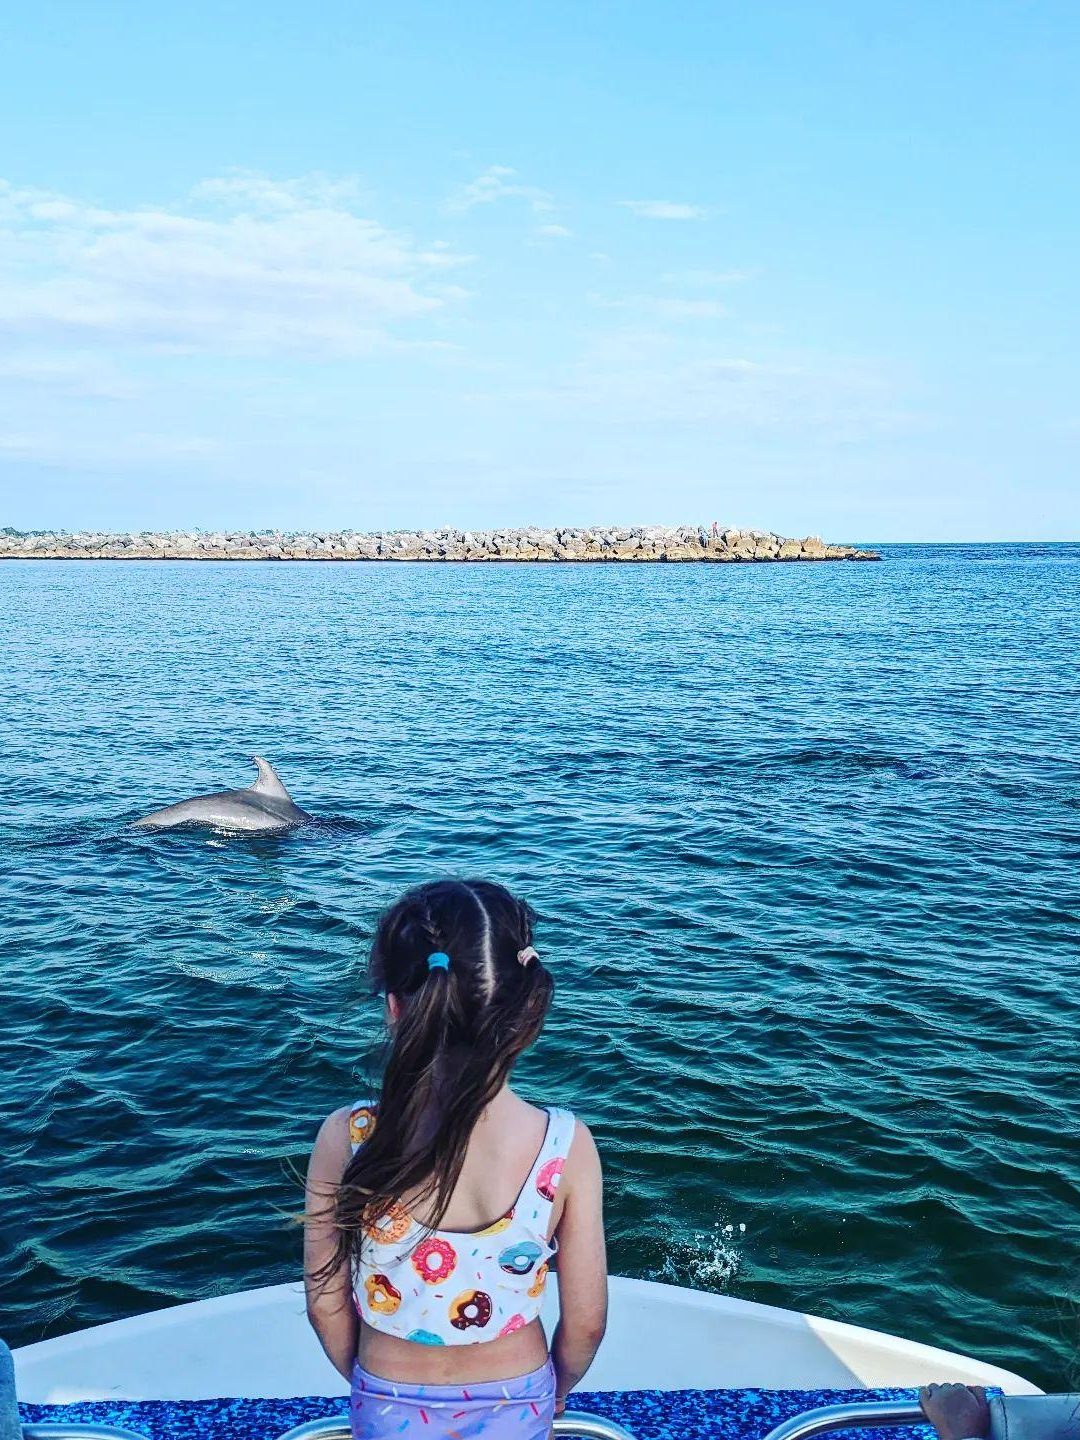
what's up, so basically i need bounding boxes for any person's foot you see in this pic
[919,1383,991,1440]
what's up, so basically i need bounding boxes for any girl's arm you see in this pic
[304,1107,358,1379]
[549,1122,608,1413]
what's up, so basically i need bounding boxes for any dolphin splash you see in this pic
[132,756,310,834]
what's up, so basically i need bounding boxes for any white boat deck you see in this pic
[13,1277,1041,1404]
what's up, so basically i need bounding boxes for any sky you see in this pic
[0,1,1077,540]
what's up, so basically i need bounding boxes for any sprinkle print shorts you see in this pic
[350,1357,556,1439]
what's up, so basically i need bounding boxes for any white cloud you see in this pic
[536,223,573,239]
[0,173,468,358]
[0,353,138,399]
[189,173,367,212]
[589,293,729,321]
[446,165,556,215]
[617,200,705,221]
[661,268,754,286]
[530,328,906,440]
[0,430,219,465]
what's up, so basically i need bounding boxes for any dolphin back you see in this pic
[132,758,309,833]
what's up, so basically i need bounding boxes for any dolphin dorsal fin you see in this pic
[250,756,292,801]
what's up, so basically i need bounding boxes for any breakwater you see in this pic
[0,525,881,561]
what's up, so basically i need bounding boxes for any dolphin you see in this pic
[132,756,310,834]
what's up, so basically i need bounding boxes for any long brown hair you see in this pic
[322,879,554,1282]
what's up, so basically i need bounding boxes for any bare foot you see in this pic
[919,1383,991,1440]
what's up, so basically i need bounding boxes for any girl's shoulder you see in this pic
[307,1104,356,1182]
[541,1103,580,1155]
[310,1097,377,1146]
[522,1104,598,1193]
[537,1103,591,1141]
[538,1108,600,1196]
[346,1096,379,1152]
[563,1112,600,1170]
[308,1096,380,1168]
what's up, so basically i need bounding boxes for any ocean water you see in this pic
[2,545,1078,1390]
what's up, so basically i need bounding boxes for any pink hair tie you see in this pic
[517,946,539,967]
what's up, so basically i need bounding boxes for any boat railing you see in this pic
[15,1415,638,1440]
[21,1428,149,1440]
[552,1419,637,1440]
[762,1399,927,1440]
[763,1395,1080,1440]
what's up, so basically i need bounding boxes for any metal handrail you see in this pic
[273,1420,350,1440]
[276,1411,636,1440]
[555,1415,637,1439]
[762,1400,927,1440]
[22,1427,148,1440]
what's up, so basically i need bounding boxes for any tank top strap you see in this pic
[521,1105,576,1219]
[543,1106,578,1163]
[347,1097,379,1154]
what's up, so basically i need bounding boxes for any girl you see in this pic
[304,879,608,1439]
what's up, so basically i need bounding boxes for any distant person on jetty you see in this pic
[304,879,607,1439]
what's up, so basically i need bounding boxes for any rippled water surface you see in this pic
[3,548,1078,1389]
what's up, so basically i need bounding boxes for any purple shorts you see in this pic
[350,1356,556,1439]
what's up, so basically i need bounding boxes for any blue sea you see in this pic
[2,545,1078,1390]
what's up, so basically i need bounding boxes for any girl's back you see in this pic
[403,1090,553,1234]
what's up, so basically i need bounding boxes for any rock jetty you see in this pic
[0,526,881,563]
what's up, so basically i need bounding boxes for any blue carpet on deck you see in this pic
[20,1387,938,1440]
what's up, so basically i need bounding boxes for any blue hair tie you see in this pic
[427,951,451,972]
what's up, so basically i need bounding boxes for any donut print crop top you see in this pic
[349,1099,576,1346]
